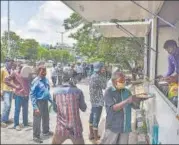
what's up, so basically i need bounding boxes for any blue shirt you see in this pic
[165,48,179,76]
[30,76,52,110]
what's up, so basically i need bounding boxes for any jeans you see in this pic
[89,106,102,129]
[14,96,29,127]
[33,100,49,138]
[1,91,13,122]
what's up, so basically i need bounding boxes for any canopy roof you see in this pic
[93,21,151,38]
[158,1,179,27]
[63,1,164,22]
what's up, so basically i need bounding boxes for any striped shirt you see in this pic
[53,83,87,138]
[5,71,30,97]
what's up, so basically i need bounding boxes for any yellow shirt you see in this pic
[1,67,12,92]
[168,83,178,99]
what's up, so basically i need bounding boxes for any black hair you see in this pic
[163,40,177,49]
[53,63,56,67]
[5,57,14,62]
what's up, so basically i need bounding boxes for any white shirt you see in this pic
[75,65,83,74]
[51,67,58,76]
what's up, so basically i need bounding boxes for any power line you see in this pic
[7,0,11,57]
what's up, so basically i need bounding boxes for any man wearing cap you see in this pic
[52,68,87,144]
[100,71,142,144]
[5,62,30,131]
[1,58,14,128]
[88,62,106,143]
[30,65,53,143]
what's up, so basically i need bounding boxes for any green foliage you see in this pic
[19,39,39,62]
[63,12,145,71]
[63,13,83,30]
[1,31,22,60]
[1,31,74,64]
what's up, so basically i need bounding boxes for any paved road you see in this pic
[1,68,137,144]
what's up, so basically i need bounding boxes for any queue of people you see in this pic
[1,43,177,144]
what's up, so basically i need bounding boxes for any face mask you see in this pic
[116,82,125,90]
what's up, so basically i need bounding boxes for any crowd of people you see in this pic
[50,62,112,87]
[0,58,143,144]
[0,39,178,144]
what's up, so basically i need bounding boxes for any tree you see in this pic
[49,49,74,64]
[19,39,39,62]
[37,46,49,61]
[1,31,22,60]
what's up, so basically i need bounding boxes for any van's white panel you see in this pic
[144,85,179,144]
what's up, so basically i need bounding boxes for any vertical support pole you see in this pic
[176,21,179,119]
[149,18,157,82]
[7,0,11,57]
[144,35,148,79]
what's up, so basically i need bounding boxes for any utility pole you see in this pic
[7,0,11,57]
[60,32,64,44]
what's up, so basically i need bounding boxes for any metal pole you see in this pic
[177,75,179,119]
[61,32,64,44]
[131,1,177,29]
[7,0,11,57]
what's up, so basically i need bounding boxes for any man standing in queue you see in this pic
[89,62,106,144]
[52,69,87,144]
[5,62,30,131]
[30,65,53,143]
[1,58,14,128]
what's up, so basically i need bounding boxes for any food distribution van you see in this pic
[62,1,179,144]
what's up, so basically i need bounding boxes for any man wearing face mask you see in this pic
[30,65,53,143]
[5,62,30,131]
[89,62,106,144]
[1,58,14,128]
[100,71,141,144]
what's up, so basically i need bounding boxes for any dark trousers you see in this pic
[89,106,102,129]
[14,96,28,127]
[58,76,63,85]
[33,100,49,138]
[51,76,57,86]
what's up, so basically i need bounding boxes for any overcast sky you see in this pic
[1,1,77,46]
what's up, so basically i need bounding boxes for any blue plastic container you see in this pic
[152,123,159,144]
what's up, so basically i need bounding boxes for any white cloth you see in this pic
[51,67,58,76]
[75,65,83,74]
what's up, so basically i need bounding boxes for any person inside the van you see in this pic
[162,40,179,106]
